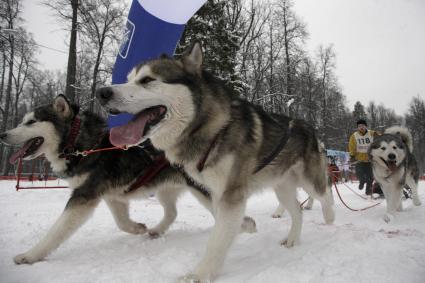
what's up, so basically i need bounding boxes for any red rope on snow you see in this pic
[330,175,382,212]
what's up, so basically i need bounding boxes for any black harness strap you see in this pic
[254,127,292,174]
[125,153,170,193]
[176,165,211,198]
[196,129,224,172]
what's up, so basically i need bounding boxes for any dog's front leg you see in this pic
[383,186,402,223]
[148,185,182,238]
[104,197,147,235]
[181,189,246,282]
[14,192,100,264]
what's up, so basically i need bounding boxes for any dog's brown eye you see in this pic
[381,147,386,150]
[25,120,36,126]
[139,77,155,84]
[393,146,397,149]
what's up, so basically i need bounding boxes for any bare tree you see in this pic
[0,0,21,170]
[317,44,336,146]
[366,101,378,130]
[44,0,79,103]
[274,0,307,112]
[78,0,125,111]
[65,0,78,103]
[11,29,36,127]
[405,96,425,171]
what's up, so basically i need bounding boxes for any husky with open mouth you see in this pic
[0,95,256,265]
[97,42,335,282]
[368,126,421,223]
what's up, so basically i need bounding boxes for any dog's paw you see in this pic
[178,273,211,283]
[241,216,257,233]
[13,253,42,265]
[383,213,394,223]
[413,199,422,206]
[147,230,162,239]
[125,222,147,234]
[281,237,296,248]
[272,213,282,218]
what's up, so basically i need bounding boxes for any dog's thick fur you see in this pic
[98,43,335,282]
[369,126,421,222]
[0,96,256,265]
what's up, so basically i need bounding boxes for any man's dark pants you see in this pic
[355,162,374,195]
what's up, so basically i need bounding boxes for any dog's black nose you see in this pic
[0,132,7,139]
[388,153,396,160]
[96,87,114,105]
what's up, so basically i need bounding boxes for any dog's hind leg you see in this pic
[272,203,286,218]
[303,196,314,210]
[397,200,403,212]
[274,183,302,248]
[14,193,100,264]
[148,185,183,238]
[318,189,335,225]
[303,184,335,225]
[406,179,422,206]
[104,197,147,235]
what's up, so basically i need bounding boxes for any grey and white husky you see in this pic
[0,95,256,265]
[97,42,335,282]
[368,126,421,223]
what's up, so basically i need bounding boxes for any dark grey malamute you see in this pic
[369,126,421,222]
[0,95,256,265]
[97,42,335,282]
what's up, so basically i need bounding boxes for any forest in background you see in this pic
[1,0,424,175]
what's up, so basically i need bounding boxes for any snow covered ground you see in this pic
[0,179,424,283]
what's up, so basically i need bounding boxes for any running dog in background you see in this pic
[0,95,256,265]
[97,42,335,282]
[369,126,421,223]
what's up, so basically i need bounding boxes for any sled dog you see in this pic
[97,42,334,282]
[368,126,421,222]
[0,95,256,265]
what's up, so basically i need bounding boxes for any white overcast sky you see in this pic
[21,0,425,115]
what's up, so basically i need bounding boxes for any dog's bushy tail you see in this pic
[384,126,413,152]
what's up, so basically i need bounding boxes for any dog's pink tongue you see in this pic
[388,162,398,172]
[9,142,32,164]
[109,115,149,147]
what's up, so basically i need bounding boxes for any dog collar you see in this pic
[59,117,81,159]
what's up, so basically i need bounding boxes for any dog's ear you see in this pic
[395,132,407,145]
[53,95,72,119]
[182,42,203,75]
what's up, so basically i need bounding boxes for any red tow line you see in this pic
[15,145,127,191]
[330,171,382,212]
